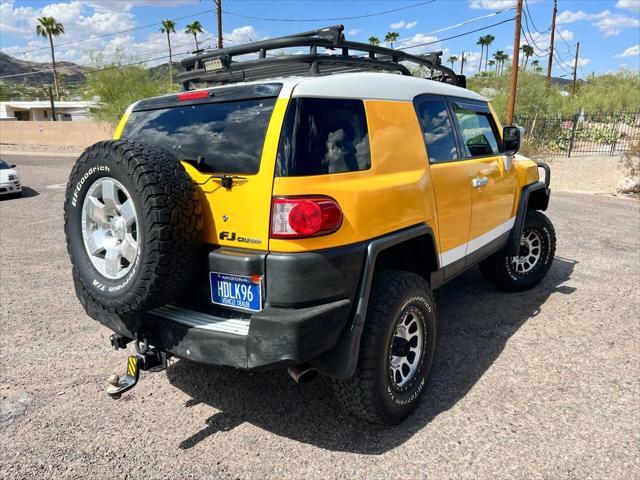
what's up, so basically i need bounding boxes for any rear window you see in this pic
[276,98,371,176]
[121,98,276,174]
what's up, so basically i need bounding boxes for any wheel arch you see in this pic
[505,162,551,257]
[311,224,439,379]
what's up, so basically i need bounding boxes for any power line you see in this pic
[523,0,544,33]
[555,27,574,52]
[393,7,514,45]
[521,9,548,56]
[398,17,515,50]
[221,1,436,22]
[552,52,573,74]
[20,8,215,56]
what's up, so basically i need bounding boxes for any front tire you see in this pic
[480,210,556,292]
[330,270,437,424]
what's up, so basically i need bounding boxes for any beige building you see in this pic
[0,100,95,121]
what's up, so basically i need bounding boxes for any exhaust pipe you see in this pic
[287,364,319,384]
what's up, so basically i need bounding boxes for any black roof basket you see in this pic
[177,25,465,90]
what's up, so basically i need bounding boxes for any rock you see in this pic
[0,391,32,427]
[616,176,640,194]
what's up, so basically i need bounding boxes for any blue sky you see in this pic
[1,0,639,78]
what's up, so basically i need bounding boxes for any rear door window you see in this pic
[276,98,371,176]
[451,101,501,157]
[414,95,459,163]
[121,97,276,174]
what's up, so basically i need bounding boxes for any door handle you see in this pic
[472,176,489,188]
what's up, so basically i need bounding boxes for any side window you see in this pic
[414,95,459,163]
[276,98,371,176]
[452,103,501,157]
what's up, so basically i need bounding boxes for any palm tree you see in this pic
[384,31,400,49]
[447,55,459,69]
[476,36,487,71]
[521,44,534,71]
[493,50,508,74]
[531,59,542,73]
[487,59,496,71]
[483,34,495,71]
[35,16,64,100]
[185,21,204,51]
[368,36,380,46]
[160,19,176,88]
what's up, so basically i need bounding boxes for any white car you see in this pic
[0,159,22,196]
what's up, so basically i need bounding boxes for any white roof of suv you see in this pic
[289,72,487,102]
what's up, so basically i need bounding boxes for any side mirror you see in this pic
[503,126,520,155]
[9,164,16,168]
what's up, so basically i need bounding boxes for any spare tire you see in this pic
[64,140,202,315]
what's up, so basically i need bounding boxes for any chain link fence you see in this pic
[514,111,640,157]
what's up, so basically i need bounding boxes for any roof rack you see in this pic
[177,24,465,90]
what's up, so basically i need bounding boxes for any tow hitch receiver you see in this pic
[106,348,167,399]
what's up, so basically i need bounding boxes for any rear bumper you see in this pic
[87,243,364,370]
[91,299,351,369]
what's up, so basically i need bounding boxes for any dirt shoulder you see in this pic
[535,154,630,196]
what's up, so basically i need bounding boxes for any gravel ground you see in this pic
[539,155,630,196]
[1,154,639,480]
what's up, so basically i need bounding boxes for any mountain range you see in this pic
[0,52,182,86]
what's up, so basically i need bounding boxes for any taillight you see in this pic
[271,196,342,238]
[177,90,210,101]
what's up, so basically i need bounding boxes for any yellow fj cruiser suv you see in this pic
[64,26,554,424]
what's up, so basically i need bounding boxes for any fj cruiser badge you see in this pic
[219,231,262,244]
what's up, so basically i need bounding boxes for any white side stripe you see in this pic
[439,217,515,267]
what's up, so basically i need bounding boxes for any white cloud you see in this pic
[348,28,362,36]
[577,57,591,67]
[390,20,418,30]
[0,0,260,67]
[556,10,590,24]
[224,25,260,46]
[460,51,483,74]
[397,33,440,54]
[592,10,640,36]
[616,0,640,14]
[0,0,39,36]
[556,8,640,36]
[469,0,539,10]
[615,44,640,58]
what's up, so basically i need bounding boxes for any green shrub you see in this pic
[85,53,168,124]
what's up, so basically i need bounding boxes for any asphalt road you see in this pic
[1,153,638,480]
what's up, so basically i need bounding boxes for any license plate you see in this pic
[210,272,262,312]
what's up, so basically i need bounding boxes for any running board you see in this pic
[152,305,250,336]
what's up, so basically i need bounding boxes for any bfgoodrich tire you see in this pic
[64,140,202,315]
[331,270,437,424]
[480,209,556,292]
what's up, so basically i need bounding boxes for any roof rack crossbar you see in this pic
[177,24,464,89]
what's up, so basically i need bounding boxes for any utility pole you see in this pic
[214,0,223,48]
[460,51,465,74]
[571,41,580,97]
[506,0,524,125]
[546,0,557,90]
[48,86,57,121]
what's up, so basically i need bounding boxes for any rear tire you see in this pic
[64,140,202,315]
[480,210,555,292]
[330,270,437,424]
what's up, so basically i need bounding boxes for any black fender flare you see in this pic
[312,224,438,379]
[505,162,551,256]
